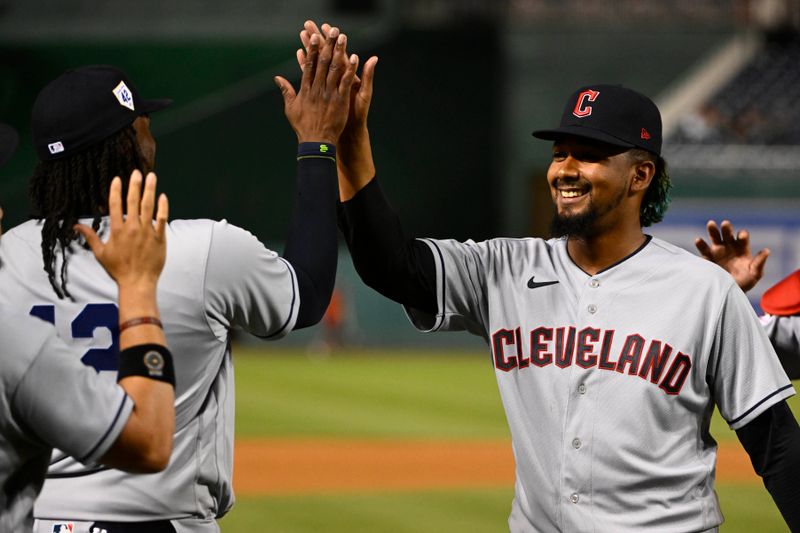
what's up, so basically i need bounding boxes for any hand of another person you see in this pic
[276,27,358,144]
[297,20,379,198]
[75,169,168,291]
[695,219,769,293]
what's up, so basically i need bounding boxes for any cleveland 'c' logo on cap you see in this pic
[572,89,600,118]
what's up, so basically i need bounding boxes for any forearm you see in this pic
[283,143,339,329]
[117,282,165,348]
[339,177,437,313]
[337,125,375,201]
[104,282,174,472]
[736,401,800,530]
[103,375,175,472]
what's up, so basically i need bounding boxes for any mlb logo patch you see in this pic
[112,80,135,111]
[51,523,74,532]
[48,141,65,155]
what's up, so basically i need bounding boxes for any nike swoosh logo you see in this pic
[527,276,559,289]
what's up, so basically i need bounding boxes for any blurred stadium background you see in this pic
[1,0,798,531]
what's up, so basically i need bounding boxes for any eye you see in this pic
[552,151,566,161]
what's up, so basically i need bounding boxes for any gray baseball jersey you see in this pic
[0,217,298,527]
[0,310,132,532]
[762,315,800,379]
[404,235,793,532]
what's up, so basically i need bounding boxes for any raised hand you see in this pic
[275,26,358,144]
[695,219,770,292]
[75,169,168,290]
[297,20,379,199]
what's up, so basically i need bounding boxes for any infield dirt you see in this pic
[233,439,757,496]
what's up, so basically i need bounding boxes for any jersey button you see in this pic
[589,279,600,288]
[570,493,580,504]
[578,384,586,394]
[572,438,582,449]
[588,304,597,314]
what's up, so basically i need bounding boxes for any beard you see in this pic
[549,182,628,239]
[549,206,600,239]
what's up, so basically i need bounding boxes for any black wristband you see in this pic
[297,142,336,162]
[117,344,176,388]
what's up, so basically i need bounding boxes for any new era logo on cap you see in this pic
[112,81,135,111]
[48,141,65,154]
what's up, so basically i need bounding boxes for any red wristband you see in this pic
[119,316,163,332]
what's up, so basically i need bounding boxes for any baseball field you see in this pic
[220,346,796,533]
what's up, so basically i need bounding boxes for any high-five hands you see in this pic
[296,20,379,198]
[275,26,359,144]
[695,219,770,293]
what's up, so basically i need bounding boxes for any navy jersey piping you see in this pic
[729,384,794,425]
[255,257,297,339]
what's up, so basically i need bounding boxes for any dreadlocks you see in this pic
[28,124,146,299]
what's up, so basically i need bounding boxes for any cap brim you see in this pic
[0,123,19,168]
[532,126,635,149]
[141,98,172,114]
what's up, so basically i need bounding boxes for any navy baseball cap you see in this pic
[533,84,662,156]
[0,123,18,168]
[31,65,172,161]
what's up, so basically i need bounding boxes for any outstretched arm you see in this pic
[276,28,358,328]
[695,219,770,293]
[298,21,437,313]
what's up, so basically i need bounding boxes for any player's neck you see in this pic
[566,224,647,275]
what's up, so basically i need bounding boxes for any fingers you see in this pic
[706,220,722,245]
[719,220,736,244]
[326,33,348,93]
[752,248,770,278]
[126,170,143,225]
[295,47,306,71]
[74,224,103,256]
[108,176,124,229]
[155,193,169,240]
[305,20,324,39]
[274,75,297,106]
[313,27,339,91]
[359,55,378,96]
[695,237,712,260]
[339,53,359,97]
[301,34,320,91]
[140,172,157,222]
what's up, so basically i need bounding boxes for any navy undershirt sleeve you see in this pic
[283,144,339,329]
[736,400,800,530]
[339,177,438,314]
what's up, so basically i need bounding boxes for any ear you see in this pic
[629,160,656,194]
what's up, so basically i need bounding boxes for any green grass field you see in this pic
[222,346,797,532]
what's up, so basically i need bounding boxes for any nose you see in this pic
[554,154,581,183]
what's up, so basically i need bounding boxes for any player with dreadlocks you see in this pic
[29,121,148,299]
[0,27,356,532]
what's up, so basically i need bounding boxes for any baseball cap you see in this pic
[31,65,172,161]
[0,123,18,168]
[532,84,662,156]
[761,269,800,316]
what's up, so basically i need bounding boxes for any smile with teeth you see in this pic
[559,189,587,198]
